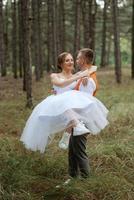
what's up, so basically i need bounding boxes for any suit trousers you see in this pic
[68,133,90,178]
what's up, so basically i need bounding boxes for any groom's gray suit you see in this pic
[68,70,98,178]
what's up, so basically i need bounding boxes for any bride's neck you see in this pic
[61,70,72,77]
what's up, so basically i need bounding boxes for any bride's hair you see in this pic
[57,52,71,69]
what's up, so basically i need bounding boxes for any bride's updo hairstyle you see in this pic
[57,52,70,70]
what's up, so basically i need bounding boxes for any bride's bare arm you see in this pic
[50,70,89,87]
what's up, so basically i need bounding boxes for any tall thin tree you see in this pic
[100,0,109,68]
[52,0,57,69]
[47,0,58,71]
[12,0,18,78]
[31,0,43,81]
[37,0,43,77]
[73,0,81,57]
[58,0,65,53]
[4,0,9,74]
[112,0,121,83]
[132,0,134,79]
[88,0,97,51]
[21,0,32,107]
[106,32,112,66]
[81,0,89,47]
[18,0,23,78]
[47,0,53,72]
[0,0,6,76]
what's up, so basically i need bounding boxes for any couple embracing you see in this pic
[20,48,109,180]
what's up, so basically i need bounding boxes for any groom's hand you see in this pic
[81,77,88,86]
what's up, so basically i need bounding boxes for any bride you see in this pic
[20,52,109,153]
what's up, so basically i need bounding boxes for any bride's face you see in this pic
[62,54,74,71]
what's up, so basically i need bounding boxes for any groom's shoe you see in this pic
[63,178,71,185]
[55,178,72,188]
[73,121,89,136]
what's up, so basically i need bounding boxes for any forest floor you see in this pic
[0,68,134,200]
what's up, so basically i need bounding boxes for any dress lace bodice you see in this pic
[53,79,76,94]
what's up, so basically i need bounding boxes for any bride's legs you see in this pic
[65,110,89,136]
[64,109,81,127]
[58,129,72,150]
[59,110,89,149]
[59,110,77,150]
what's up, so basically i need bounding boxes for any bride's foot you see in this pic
[73,121,89,136]
[58,132,71,150]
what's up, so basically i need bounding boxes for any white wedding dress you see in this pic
[20,80,109,153]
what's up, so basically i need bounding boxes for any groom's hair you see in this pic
[78,48,94,64]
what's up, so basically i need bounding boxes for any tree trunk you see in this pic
[112,0,122,83]
[106,32,112,66]
[52,0,57,69]
[18,0,23,78]
[47,0,53,72]
[132,0,134,79]
[47,0,57,72]
[100,0,108,68]
[37,0,43,77]
[20,0,26,90]
[57,0,65,54]
[4,0,9,74]
[73,0,81,57]
[81,0,89,47]
[21,0,32,107]
[12,0,18,78]
[31,0,39,79]
[88,0,97,51]
[0,0,6,76]
[31,0,43,81]
[90,0,97,51]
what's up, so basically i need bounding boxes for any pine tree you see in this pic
[112,0,122,83]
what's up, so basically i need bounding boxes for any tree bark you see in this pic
[112,0,122,83]
[4,0,9,75]
[73,0,81,57]
[52,0,57,69]
[47,0,53,72]
[12,0,18,78]
[37,0,43,77]
[0,0,6,76]
[31,0,43,81]
[106,32,112,66]
[18,0,23,78]
[21,0,32,107]
[100,0,108,68]
[57,0,65,54]
[132,0,134,79]
[81,0,89,47]
[88,0,97,51]
[47,0,57,72]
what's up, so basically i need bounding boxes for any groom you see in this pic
[68,48,98,180]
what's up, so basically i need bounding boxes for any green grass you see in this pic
[0,68,134,200]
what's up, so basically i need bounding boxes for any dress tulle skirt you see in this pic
[20,90,109,153]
